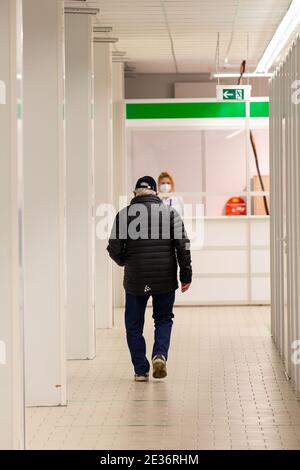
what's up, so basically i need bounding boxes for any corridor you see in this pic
[26,306,300,450]
[3,0,300,454]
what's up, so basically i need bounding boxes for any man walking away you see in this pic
[107,176,192,382]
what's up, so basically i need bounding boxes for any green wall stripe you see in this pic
[250,101,269,118]
[126,101,269,120]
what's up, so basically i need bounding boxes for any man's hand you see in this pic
[181,283,191,293]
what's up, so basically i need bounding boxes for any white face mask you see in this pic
[160,183,172,193]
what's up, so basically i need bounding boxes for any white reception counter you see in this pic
[176,216,270,305]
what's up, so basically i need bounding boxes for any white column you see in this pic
[112,62,126,308]
[23,0,66,406]
[65,12,96,359]
[94,41,113,329]
[0,0,24,449]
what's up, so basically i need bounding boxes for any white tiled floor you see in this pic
[26,306,300,450]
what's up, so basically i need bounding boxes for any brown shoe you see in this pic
[134,373,149,382]
[152,355,167,379]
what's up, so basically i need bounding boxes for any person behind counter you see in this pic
[158,171,184,216]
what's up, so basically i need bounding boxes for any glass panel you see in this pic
[204,128,247,194]
[251,194,270,216]
[129,130,204,198]
[249,127,270,216]
[127,124,270,218]
[204,195,247,217]
[249,127,269,182]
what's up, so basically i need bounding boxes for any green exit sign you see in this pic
[223,88,244,100]
[216,85,251,101]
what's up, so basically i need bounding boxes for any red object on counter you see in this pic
[225,197,246,216]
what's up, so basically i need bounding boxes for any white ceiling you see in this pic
[84,0,292,73]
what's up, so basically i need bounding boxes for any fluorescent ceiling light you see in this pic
[112,57,130,62]
[65,7,99,14]
[93,37,119,43]
[213,73,273,78]
[93,26,113,33]
[255,0,300,73]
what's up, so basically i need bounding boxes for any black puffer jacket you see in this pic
[107,195,192,295]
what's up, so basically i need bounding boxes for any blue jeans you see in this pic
[125,291,176,375]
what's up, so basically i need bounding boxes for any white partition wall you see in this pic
[112,62,126,308]
[23,0,66,407]
[270,36,300,396]
[0,0,24,449]
[65,11,96,359]
[94,41,113,329]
